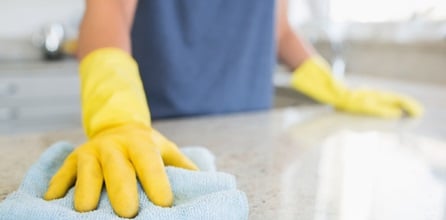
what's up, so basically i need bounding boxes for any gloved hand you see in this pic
[291,57,423,118]
[43,48,198,218]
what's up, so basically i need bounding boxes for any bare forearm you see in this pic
[77,0,137,59]
[276,0,315,70]
[277,29,315,70]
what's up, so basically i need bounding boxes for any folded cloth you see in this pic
[0,142,248,220]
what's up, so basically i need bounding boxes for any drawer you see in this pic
[0,75,80,99]
[0,97,80,121]
[17,104,80,121]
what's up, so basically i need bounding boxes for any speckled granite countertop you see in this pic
[1,76,445,219]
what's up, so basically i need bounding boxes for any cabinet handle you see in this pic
[0,83,18,97]
[0,107,18,121]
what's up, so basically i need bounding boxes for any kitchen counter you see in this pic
[1,75,445,219]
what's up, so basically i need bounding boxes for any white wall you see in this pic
[0,0,84,38]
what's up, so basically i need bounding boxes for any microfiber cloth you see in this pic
[0,142,248,220]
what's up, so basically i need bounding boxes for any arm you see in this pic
[45,1,198,218]
[77,0,137,59]
[276,0,314,70]
[275,0,422,118]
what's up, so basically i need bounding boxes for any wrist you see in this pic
[291,56,349,106]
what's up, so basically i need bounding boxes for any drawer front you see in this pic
[18,103,80,121]
[0,75,79,100]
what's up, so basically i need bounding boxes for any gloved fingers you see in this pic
[128,143,173,207]
[100,141,139,218]
[394,96,424,117]
[162,142,199,170]
[371,90,424,118]
[364,103,403,118]
[150,129,198,170]
[350,89,406,118]
[44,153,77,200]
[339,95,401,118]
[74,149,103,212]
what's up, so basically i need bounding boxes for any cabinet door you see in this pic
[0,61,81,133]
[0,75,79,101]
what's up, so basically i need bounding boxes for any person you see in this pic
[43,0,423,218]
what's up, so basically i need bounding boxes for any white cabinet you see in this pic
[0,60,81,134]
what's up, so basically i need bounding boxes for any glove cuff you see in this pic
[79,48,151,138]
[291,56,349,106]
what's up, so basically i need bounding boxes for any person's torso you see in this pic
[131,0,276,119]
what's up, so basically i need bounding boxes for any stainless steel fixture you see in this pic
[33,23,66,60]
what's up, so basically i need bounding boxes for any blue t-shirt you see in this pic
[131,0,276,119]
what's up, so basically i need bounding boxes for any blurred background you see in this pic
[0,0,445,134]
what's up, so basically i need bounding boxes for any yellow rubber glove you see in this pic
[291,57,423,118]
[43,48,198,218]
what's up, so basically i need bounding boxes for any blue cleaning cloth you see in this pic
[0,142,248,220]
